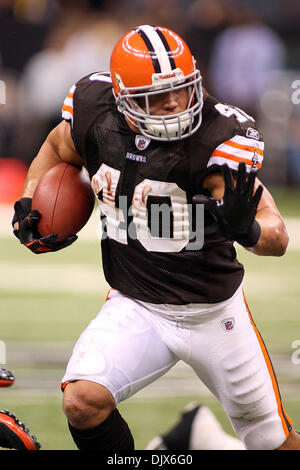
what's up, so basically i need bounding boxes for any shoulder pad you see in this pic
[61,72,114,157]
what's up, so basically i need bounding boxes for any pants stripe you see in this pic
[243,290,292,437]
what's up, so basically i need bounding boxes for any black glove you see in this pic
[11,197,32,228]
[12,197,77,254]
[193,162,263,247]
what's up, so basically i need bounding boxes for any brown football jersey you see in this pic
[61,72,264,304]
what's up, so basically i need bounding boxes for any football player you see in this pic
[12,25,299,450]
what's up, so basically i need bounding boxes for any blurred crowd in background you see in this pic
[0,0,300,203]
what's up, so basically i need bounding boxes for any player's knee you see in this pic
[63,380,116,428]
[242,419,287,450]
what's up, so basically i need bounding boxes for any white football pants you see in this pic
[62,286,292,450]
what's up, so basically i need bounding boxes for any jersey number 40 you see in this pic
[92,164,204,253]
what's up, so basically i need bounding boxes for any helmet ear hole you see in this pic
[110,25,203,141]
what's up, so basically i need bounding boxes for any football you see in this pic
[32,162,95,241]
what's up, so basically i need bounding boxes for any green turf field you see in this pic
[1,199,300,450]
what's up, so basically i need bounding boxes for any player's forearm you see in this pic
[22,139,63,198]
[22,122,84,198]
[247,209,289,256]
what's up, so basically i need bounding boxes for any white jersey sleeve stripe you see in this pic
[207,134,264,171]
[230,135,264,151]
[215,143,264,163]
[62,84,76,126]
[63,96,73,108]
[207,156,254,172]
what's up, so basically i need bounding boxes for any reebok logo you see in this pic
[246,127,259,140]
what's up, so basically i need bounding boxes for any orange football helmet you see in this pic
[110,25,203,141]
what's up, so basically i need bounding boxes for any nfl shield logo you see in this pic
[222,318,235,331]
[135,135,150,150]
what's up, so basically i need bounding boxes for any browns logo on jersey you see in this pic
[61,72,264,305]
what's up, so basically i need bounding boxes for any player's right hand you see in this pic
[193,162,263,247]
[12,197,77,254]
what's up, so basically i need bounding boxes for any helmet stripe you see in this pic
[135,25,174,74]
[135,27,161,73]
[154,27,176,70]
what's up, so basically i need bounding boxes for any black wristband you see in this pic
[235,220,261,247]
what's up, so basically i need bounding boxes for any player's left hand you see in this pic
[193,162,263,247]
